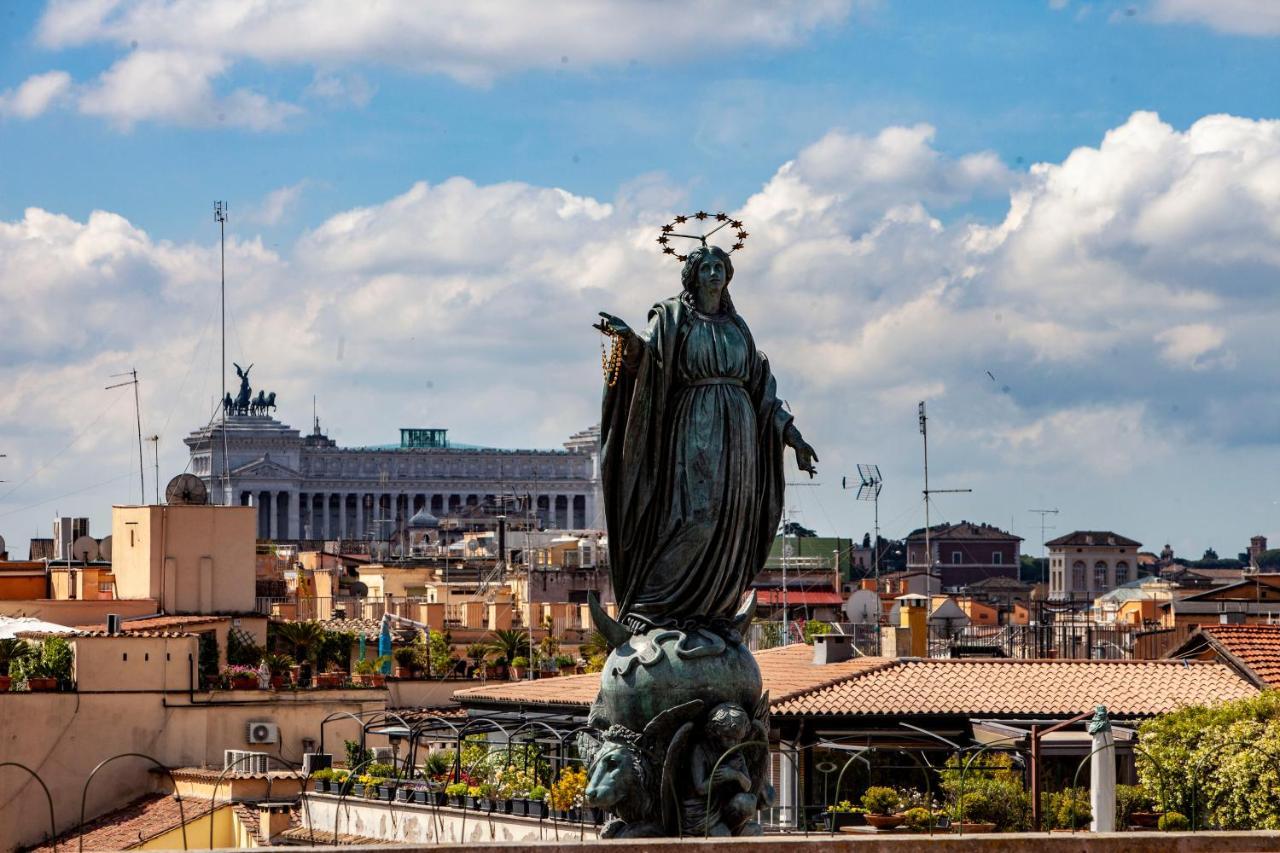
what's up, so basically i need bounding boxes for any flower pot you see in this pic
[510,798,528,817]
[25,676,59,692]
[370,674,386,688]
[394,667,411,679]
[229,675,257,690]
[526,800,548,819]
[352,783,367,798]
[511,666,527,680]
[448,795,464,809]
[954,822,996,833]
[477,797,495,812]
[351,673,370,686]
[1131,811,1162,828]
[865,814,906,830]
[0,674,11,692]
[567,807,583,823]
[378,785,396,800]
[313,780,328,793]
[495,798,513,814]
[269,675,286,689]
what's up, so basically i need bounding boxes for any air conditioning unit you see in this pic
[246,721,279,745]
[224,749,270,774]
[372,746,394,762]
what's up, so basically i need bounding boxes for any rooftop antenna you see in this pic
[918,401,971,575]
[1029,508,1059,563]
[214,200,231,505]
[145,435,160,504]
[844,464,883,584]
[106,369,146,504]
[780,479,819,643]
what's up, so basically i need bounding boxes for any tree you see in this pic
[782,521,817,538]
[862,532,871,549]
[428,629,455,677]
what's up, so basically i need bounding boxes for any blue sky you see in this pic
[2,0,1280,559]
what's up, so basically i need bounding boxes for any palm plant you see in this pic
[274,620,327,664]
[0,638,31,675]
[484,628,530,664]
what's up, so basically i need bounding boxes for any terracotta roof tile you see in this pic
[454,644,890,709]
[1176,624,1280,689]
[19,629,195,639]
[772,658,1257,718]
[28,794,217,852]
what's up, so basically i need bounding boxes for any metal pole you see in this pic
[920,402,930,574]
[147,435,160,504]
[873,489,880,586]
[132,370,145,502]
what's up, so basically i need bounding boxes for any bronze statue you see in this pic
[584,220,817,837]
[595,242,817,629]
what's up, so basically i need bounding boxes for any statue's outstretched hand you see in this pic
[794,440,819,479]
[593,311,634,341]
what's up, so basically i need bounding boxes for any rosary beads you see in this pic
[600,329,624,387]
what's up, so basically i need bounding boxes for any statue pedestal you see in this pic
[581,604,773,838]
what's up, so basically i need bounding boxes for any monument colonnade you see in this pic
[239,487,591,539]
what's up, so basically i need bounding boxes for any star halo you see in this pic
[655,211,749,263]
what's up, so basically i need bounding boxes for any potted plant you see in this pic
[527,785,549,819]
[311,767,333,793]
[548,767,587,821]
[260,653,295,689]
[394,646,419,679]
[352,657,379,686]
[1117,783,1159,827]
[475,782,499,812]
[824,800,865,831]
[903,807,935,832]
[10,636,73,691]
[861,786,905,830]
[554,653,575,675]
[1158,811,1189,832]
[465,784,483,810]
[224,664,259,690]
[0,638,31,692]
[510,655,529,680]
[445,781,468,808]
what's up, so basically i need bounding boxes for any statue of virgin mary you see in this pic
[596,243,818,632]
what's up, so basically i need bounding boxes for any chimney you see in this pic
[812,633,854,665]
[106,613,122,635]
[258,802,293,845]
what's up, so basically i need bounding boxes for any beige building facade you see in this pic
[111,504,257,613]
[1047,530,1143,602]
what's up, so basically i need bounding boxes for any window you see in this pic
[1072,560,1086,590]
[1116,560,1130,584]
[1094,561,1108,590]
[951,551,963,564]
[992,552,1003,565]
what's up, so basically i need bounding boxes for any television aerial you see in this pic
[72,535,99,562]
[842,464,883,582]
[166,473,209,506]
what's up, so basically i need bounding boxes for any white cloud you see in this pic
[7,109,1280,552]
[1148,0,1280,36]
[1154,323,1232,371]
[303,72,375,108]
[247,182,308,227]
[77,50,300,130]
[0,70,72,118]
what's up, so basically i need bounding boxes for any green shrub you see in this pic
[445,781,468,797]
[1055,789,1091,830]
[424,750,453,778]
[828,800,861,814]
[1137,690,1280,828]
[1158,811,1189,832]
[510,655,530,668]
[366,762,398,778]
[344,739,372,770]
[903,806,934,831]
[862,786,901,815]
[803,620,835,645]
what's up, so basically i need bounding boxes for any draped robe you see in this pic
[601,295,793,627]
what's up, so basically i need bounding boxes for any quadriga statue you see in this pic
[584,215,817,837]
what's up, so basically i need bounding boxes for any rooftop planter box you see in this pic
[24,676,59,692]
[0,675,11,692]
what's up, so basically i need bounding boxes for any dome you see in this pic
[408,507,440,529]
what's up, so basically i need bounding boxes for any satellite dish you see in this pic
[166,473,209,506]
[99,535,113,562]
[844,589,882,625]
[0,534,7,556]
[72,535,99,562]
